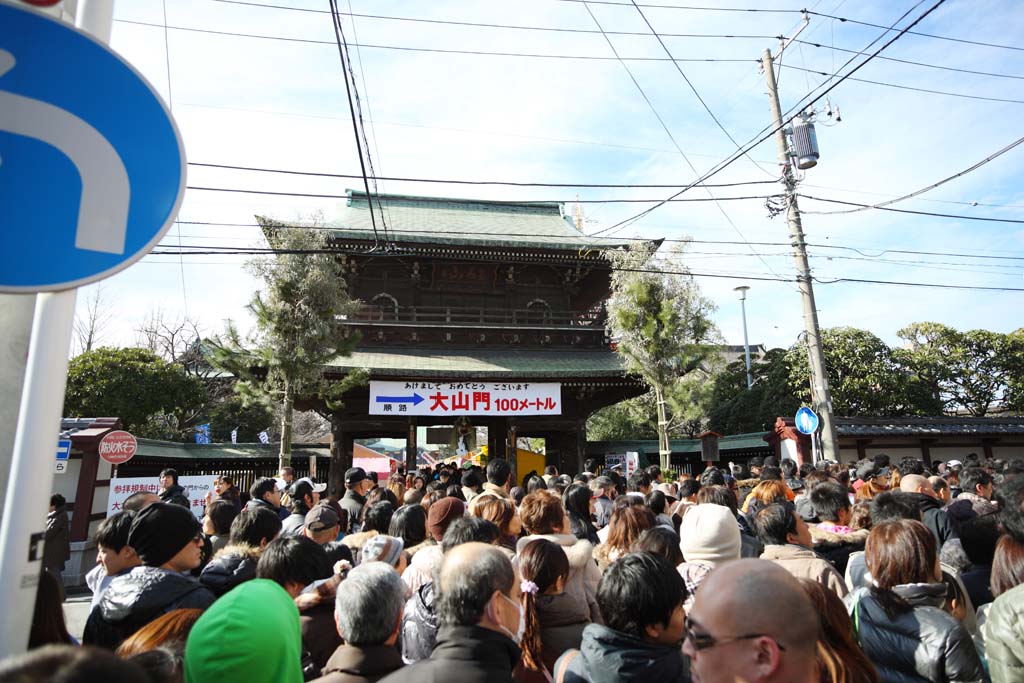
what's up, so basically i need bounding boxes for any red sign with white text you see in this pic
[98,430,137,465]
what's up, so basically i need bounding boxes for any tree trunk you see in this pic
[328,412,350,498]
[279,380,294,469]
[654,384,670,471]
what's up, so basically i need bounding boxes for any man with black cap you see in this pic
[304,504,354,566]
[281,477,327,537]
[84,502,215,650]
[341,467,374,534]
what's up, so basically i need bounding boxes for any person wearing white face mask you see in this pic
[380,542,522,683]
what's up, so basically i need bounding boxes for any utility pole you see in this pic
[761,47,840,462]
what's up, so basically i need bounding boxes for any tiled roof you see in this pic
[272,190,648,251]
[324,347,628,379]
[134,439,330,460]
[836,417,1024,438]
[588,432,771,455]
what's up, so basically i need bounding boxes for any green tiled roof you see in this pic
[272,190,650,251]
[325,347,628,379]
[134,439,329,460]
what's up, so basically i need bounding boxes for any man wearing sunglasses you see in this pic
[683,559,819,683]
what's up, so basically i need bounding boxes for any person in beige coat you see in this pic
[754,502,848,598]
[515,491,602,623]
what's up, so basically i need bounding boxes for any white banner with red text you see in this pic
[107,476,214,520]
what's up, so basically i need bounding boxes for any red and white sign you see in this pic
[107,476,213,521]
[98,430,137,465]
[370,381,561,416]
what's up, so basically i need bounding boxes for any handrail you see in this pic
[348,303,606,328]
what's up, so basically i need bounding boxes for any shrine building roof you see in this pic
[271,190,657,252]
[324,346,629,379]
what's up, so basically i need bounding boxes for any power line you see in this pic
[211,0,780,39]
[187,162,777,188]
[779,63,1024,105]
[327,0,382,246]
[170,219,1024,260]
[792,38,1024,80]
[184,185,778,203]
[802,134,1024,216]
[627,0,777,178]
[114,19,755,62]
[798,194,1024,224]
[590,0,949,236]
[807,9,1024,52]
[143,244,1024,292]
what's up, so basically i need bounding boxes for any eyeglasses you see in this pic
[684,617,786,652]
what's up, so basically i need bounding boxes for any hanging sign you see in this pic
[98,430,137,465]
[370,381,561,416]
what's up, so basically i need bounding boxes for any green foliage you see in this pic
[206,218,366,465]
[898,322,1024,416]
[786,327,941,417]
[707,349,802,434]
[587,392,660,441]
[605,243,722,464]
[64,347,206,436]
[208,396,275,443]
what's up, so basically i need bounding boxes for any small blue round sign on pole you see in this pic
[795,406,819,435]
[0,1,186,292]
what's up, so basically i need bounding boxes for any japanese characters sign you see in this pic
[106,476,213,521]
[369,381,561,416]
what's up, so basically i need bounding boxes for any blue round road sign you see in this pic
[795,407,819,435]
[0,2,186,292]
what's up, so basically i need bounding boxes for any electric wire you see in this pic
[797,195,1024,224]
[588,0,947,237]
[802,134,1024,216]
[579,0,788,280]
[806,9,1024,52]
[779,64,1024,105]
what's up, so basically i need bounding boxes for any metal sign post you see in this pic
[0,0,184,657]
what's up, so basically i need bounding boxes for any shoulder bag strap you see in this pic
[554,649,580,683]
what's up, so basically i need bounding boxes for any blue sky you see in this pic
[78,0,1024,352]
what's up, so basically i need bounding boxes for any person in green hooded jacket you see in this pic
[184,578,303,683]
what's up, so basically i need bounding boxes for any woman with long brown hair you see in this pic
[469,492,520,556]
[799,579,878,683]
[513,539,589,683]
[846,519,985,682]
[740,479,789,514]
[115,608,203,657]
[593,505,655,572]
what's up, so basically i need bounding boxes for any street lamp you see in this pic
[734,286,752,390]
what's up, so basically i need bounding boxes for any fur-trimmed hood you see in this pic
[199,543,263,596]
[809,525,869,548]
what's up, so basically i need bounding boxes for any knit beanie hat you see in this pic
[426,497,465,541]
[128,502,200,567]
[361,534,405,567]
[679,504,741,565]
[185,579,303,683]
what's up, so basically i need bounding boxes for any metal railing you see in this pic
[348,304,606,328]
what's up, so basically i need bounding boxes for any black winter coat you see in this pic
[846,583,988,683]
[198,544,261,597]
[83,566,215,650]
[556,623,689,683]
[907,493,959,548]
[340,490,367,534]
[380,626,520,683]
[159,484,191,509]
[400,581,438,664]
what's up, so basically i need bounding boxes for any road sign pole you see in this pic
[0,290,77,658]
[0,0,116,658]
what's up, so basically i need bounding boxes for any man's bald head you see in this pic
[699,559,818,652]
[436,542,515,628]
[900,474,932,495]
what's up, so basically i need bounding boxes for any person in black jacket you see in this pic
[898,474,958,547]
[555,553,689,683]
[199,506,281,597]
[844,519,986,683]
[341,468,374,534]
[245,477,283,515]
[83,503,215,650]
[382,542,520,683]
[158,469,191,508]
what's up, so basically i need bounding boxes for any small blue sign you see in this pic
[795,407,820,435]
[56,439,71,461]
[194,423,210,445]
[0,3,186,292]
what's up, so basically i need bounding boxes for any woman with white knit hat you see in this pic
[676,503,742,610]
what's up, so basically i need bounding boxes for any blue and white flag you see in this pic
[195,423,211,445]
[230,428,238,444]
[258,430,270,444]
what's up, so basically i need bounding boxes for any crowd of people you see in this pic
[8,452,1024,682]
